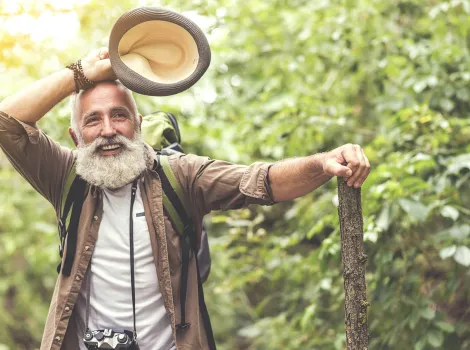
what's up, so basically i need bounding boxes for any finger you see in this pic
[99,47,109,59]
[349,146,368,188]
[342,145,360,181]
[355,153,371,188]
[324,158,352,177]
[347,145,366,187]
[90,48,101,59]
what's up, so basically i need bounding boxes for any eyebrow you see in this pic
[82,111,98,125]
[110,106,132,116]
[81,106,133,125]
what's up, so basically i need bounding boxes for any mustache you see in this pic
[84,135,134,153]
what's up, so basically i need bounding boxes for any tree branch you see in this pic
[337,177,369,349]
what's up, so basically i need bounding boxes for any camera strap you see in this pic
[85,261,91,331]
[84,179,139,341]
[129,179,138,340]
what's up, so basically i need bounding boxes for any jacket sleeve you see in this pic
[168,153,276,219]
[0,111,74,212]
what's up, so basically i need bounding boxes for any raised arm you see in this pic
[0,48,115,123]
[0,48,116,210]
[269,144,371,202]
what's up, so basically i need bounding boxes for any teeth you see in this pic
[102,144,120,151]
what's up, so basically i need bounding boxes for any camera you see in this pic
[83,329,139,350]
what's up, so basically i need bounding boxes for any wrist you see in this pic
[66,60,96,93]
[63,68,76,95]
[308,153,329,177]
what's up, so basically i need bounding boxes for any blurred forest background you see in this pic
[0,0,470,349]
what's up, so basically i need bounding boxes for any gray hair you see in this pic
[70,81,140,143]
[69,92,82,141]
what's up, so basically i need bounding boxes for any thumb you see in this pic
[324,159,352,177]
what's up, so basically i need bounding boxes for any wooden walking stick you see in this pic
[337,178,369,349]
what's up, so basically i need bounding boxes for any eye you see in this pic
[85,117,99,126]
[112,113,127,120]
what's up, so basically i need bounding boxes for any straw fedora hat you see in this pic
[109,7,211,96]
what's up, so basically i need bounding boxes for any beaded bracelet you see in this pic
[66,60,96,93]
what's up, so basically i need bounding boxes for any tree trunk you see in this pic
[337,178,369,350]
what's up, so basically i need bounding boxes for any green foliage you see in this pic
[1,0,469,349]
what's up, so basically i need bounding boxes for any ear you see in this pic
[69,127,79,147]
[138,114,143,131]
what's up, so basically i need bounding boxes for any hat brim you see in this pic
[109,7,211,96]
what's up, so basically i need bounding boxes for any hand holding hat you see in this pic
[80,48,117,83]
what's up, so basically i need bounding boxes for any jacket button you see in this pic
[85,246,90,251]
[55,336,60,341]
[65,306,70,312]
[93,216,99,221]
[75,276,80,281]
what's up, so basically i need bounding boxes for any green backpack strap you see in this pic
[155,154,192,330]
[157,153,191,235]
[155,154,216,349]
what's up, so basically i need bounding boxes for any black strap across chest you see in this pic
[57,175,87,276]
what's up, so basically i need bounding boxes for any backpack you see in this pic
[57,112,216,348]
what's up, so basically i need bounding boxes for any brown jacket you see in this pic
[0,111,275,350]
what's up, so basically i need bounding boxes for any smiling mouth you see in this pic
[100,144,122,151]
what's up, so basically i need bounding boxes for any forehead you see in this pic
[76,83,135,119]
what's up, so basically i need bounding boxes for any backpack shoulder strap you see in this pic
[156,153,197,331]
[155,154,192,238]
[57,163,88,275]
[166,112,181,144]
[60,163,78,221]
[155,154,217,346]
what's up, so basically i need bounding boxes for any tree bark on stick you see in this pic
[337,178,369,350]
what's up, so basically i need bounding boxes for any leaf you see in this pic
[446,154,470,174]
[364,231,378,243]
[448,225,470,240]
[439,98,454,112]
[454,246,470,266]
[440,206,459,221]
[398,198,429,222]
[435,321,454,333]
[420,307,435,320]
[300,304,316,330]
[238,324,261,339]
[408,310,420,330]
[227,219,252,227]
[376,204,391,230]
[439,245,456,260]
[427,331,444,348]
[319,278,332,291]
[414,338,427,350]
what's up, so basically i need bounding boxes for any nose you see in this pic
[100,116,116,138]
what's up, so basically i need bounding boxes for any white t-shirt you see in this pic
[75,181,175,350]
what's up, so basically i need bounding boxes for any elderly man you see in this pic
[0,48,370,350]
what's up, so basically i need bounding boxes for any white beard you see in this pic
[75,133,152,189]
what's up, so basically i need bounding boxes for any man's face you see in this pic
[70,82,151,189]
[74,82,140,151]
